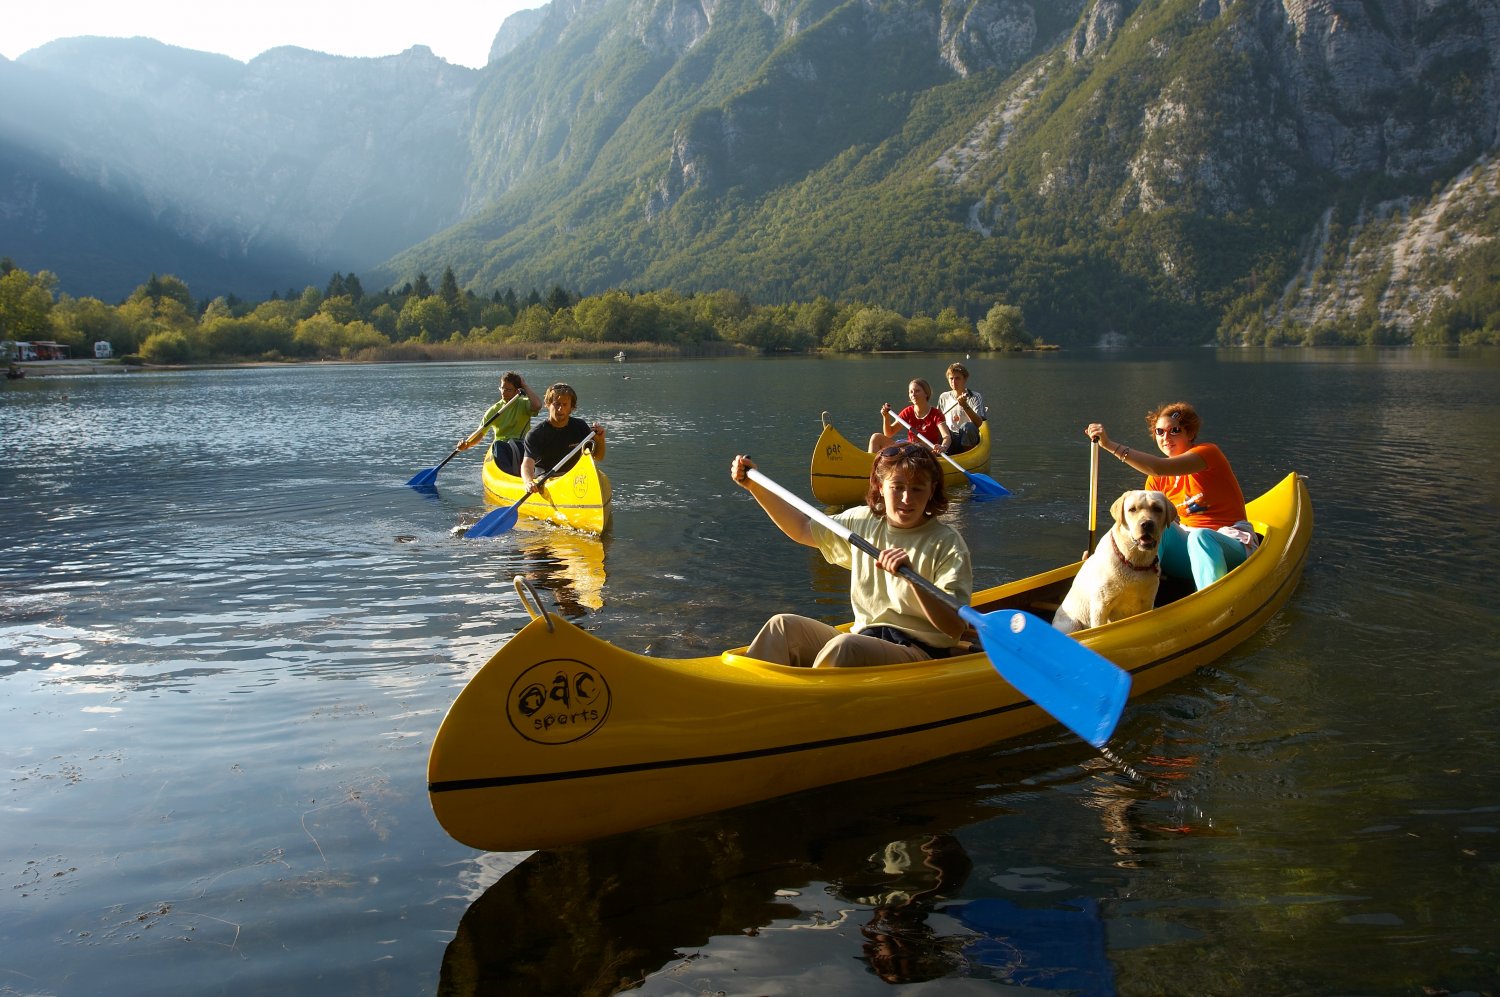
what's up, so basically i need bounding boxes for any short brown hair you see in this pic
[865,444,949,518]
[1145,401,1201,441]
[946,362,969,378]
[544,382,578,406]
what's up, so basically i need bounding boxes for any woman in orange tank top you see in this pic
[1084,401,1255,591]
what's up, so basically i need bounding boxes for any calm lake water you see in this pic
[3,350,1498,996]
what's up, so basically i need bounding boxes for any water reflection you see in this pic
[437,749,1118,996]
[847,832,973,983]
[509,525,609,616]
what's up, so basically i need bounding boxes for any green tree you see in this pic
[131,274,193,311]
[545,284,575,313]
[0,266,57,340]
[439,268,467,332]
[368,303,398,336]
[199,314,295,358]
[397,295,450,341]
[508,303,553,341]
[977,302,1031,350]
[828,306,905,351]
[573,290,635,342]
[139,329,197,364]
[52,294,134,354]
[319,295,360,325]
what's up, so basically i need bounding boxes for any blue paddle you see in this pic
[465,429,596,539]
[406,393,522,490]
[887,408,1010,498]
[745,468,1128,747]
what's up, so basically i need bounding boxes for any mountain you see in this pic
[388,0,1500,344]
[1,38,478,302]
[3,1,1497,342]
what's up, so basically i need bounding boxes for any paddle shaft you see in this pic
[742,466,1129,747]
[408,393,523,487]
[464,429,596,537]
[469,391,525,448]
[886,408,966,476]
[1088,439,1099,555]
[526,428,596,493]
[887,408,1009,497]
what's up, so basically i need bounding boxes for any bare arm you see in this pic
[731,455,815,547]
[520,378,542,414]
[950,391,984,426]
[589,423,607,462]
[1085,423,1207,476]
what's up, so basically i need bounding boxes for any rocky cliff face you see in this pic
[645,0,1073,216]
[1268,153,1500,336]
[489,7,551,63]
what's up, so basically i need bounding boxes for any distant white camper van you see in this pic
[94,341,114,359]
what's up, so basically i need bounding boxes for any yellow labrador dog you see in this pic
[1052,490,1177,635]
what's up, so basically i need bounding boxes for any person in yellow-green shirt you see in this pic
[457,371,542,474]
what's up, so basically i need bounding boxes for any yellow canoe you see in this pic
[480,448,611,534]
[810,411,993,506]
[429,472,1311,852]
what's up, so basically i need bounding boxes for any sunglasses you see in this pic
[1154,425,1185,437]
[879,443,928,459]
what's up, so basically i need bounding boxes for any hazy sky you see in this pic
[2,0,547,70]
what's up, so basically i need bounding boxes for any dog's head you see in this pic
[1109,490,1176,550]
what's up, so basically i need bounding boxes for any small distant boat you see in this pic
[614,352,626,362]
[427,472,1312,852]
[480,449,612,534]
[810,412,993,506]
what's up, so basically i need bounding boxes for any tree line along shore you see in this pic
[1,260,1038,368]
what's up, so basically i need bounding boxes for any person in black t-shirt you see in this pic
[520,382,607,493]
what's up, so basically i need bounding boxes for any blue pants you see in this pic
[1159,524,1248,591]
[489,439,522,475]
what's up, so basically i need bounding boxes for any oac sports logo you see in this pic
[508,659,610,744]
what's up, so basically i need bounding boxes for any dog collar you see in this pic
[1110,532,1160,574]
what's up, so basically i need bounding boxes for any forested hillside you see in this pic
[4,0,1498,346]
[386,0,1500,345]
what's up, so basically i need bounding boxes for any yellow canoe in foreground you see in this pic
[429,473,1311,853]
[480,448,611,534]
[810,411,992,506]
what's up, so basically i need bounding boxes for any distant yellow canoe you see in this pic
[429,473,1312,853]
[810,411,992,506]
[481,448,612,534]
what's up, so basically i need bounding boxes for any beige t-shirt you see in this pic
[812,507,972,649]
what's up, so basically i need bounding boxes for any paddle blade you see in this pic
[465,501,522,538]
[959,606,1129,747]
[406,466,441,489]
[966,472,1011,498]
